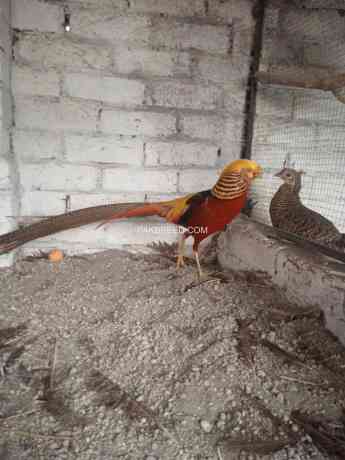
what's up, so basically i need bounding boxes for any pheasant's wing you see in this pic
[159,191,211,225]
[174,190,211,227]
[298,204,340,242]
[276,201,340,243]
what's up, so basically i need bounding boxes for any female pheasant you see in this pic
[270,167,345,251]
[0,159,262,277]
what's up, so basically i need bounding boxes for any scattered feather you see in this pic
[261,339,305,366]
[0,324,27,349]
[2,346,26,375]
[86,370,158,427]
[23,251,49,262]
[85,370,125,408]
[228,269,272,288]
[220,438,291,455]
[147,241,178,261]
[291,411,345,459]
[36,339,86,427]
[236,318,257,365]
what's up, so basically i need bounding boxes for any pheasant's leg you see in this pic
[176,234,186,269]
[194,250,204,279]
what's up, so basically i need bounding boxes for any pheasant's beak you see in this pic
[253,165,263,179]
[247,169,261,180]
[274,169,284,178]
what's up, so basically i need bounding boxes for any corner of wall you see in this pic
[0,0,16,267]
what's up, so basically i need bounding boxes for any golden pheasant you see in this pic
[270,167,345,251]
[0,159,262,277]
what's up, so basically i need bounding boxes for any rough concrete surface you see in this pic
[218,216,345,347]
[1,248,345,459]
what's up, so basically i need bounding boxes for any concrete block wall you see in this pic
[9,0,255,255]
[0,0,15,267]
[250,1,345,232]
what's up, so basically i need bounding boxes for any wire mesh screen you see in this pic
[249,0,345,232]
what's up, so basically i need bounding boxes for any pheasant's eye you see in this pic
[286,173,291,178]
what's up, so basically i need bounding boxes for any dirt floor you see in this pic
[0,248,345,460]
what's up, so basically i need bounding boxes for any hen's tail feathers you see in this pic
[0,201,163,255]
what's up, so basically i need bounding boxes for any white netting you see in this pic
[250,0,345,232]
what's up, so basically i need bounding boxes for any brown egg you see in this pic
[48,249,64,262]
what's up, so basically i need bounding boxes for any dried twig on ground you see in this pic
[49,339,57,391]
[0,410,37,423]
[216,446,224,460]
[280,376,321,386]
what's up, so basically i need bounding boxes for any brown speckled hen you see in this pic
[270,168,345,251]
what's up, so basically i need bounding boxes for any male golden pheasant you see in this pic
[270,167,345,251]
[0,159,262,277]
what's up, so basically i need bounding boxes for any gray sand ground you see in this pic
[0,249,345,459]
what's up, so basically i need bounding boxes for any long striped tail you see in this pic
[0,201,165,255]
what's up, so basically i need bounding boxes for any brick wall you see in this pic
[9,0,254,255]
[0,0,15,267]
[250,1,345,232]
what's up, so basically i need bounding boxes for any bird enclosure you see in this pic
[2,2,345,459]
[249,1,345,233]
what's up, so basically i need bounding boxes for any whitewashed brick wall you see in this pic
[250,1,345,232]
[7,0,255,256]
[0,0,15,267]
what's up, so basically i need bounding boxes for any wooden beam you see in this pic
[256,70,345,103]
[241,0,267,159]
[256,70,345,91]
